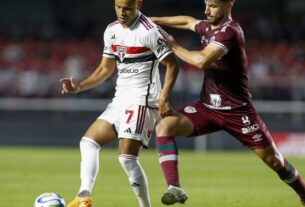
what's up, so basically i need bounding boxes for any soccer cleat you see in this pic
[67,196,92,207]
[161,185,188,205]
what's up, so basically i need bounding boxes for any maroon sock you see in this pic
[277,159,305,199]
[157,136,180,187]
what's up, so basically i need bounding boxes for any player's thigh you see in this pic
[84,119,116,146]
[223,106,273,149]
[118,105,159,147]
[156,111,194,137]
[118,138,142,156]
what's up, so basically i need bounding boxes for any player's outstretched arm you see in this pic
[159,28,226,69]
[60,57,116,94]
[159,53,179,117]
[150,16,201,31]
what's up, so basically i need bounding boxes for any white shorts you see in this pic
[98,101,159,147]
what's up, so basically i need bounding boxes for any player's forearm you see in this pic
[152,16,196,30]
[171,44,210,69]
[78,67,114,92]
[160,59,179,100]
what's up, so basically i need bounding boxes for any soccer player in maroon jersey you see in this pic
[151,0,305,205]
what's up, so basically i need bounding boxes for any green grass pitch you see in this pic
[0,147,304,207]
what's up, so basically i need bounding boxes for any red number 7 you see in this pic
[125,110,134,124]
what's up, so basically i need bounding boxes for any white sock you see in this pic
[78,137,101,195]
[118,154,151,207]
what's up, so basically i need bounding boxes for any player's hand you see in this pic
[159,96,172,118]
[158,27,176,48]
[59,77,81,94]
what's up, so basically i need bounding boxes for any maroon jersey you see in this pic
[195,18,252,110]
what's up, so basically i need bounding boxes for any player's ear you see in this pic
[137,0,143,9]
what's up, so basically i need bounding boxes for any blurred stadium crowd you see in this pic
[0,0,304,101]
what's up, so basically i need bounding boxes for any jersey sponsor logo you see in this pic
[124,128,132,133]
[119,68,139,74]
[252,134,263,142]
[204,103,232,110]
[210,94,221,107]
[184,106,197,113]
[241,116,251,125]
[117,46,127,62]
[156,38,167,54]
[241,123,260,134]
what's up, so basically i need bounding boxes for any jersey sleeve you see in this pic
[102,27,115,58]
[211,26,236,54]
[195,20,208,35]
[145,28,172,61]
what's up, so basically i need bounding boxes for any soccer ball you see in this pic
[33,192,66,207]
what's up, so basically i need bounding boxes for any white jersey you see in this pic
[103,12,171,108]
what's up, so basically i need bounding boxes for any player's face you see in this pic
[204,0,230,26]
[115,0,142,27]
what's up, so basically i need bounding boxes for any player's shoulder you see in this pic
[195,20,209,33]
[105,20,120,32]
[197,20,210,27]
[137,13,158,33]
[220,19,242,34]
[108,20,120,28]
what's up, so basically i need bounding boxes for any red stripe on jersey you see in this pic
[138,107,147,134]
[135,105,142,134]
[111,45,150,54]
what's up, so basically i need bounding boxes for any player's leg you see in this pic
[156,111,193,186]
[224,107,305,205]
[68,119,116,207]
[155,112,193,205]
[253,143,305,205]
[156,103,221,205]
[118,138,151,207]
[117,104,159,207]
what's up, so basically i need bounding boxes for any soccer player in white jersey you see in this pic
[59,0,179,206]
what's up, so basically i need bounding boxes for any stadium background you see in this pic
[1,1,305,207]
[0,0,305,153]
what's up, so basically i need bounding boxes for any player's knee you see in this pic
[265,156,284,171]
[118,154,130,168]
[118,155,144,194]
[80,137,101,149]
[156,119,173,136]
[118,154,140,176]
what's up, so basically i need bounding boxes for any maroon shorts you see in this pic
[177,102,273,149]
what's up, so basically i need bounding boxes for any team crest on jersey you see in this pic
[210,94,221,107]
[117,46,127,62]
